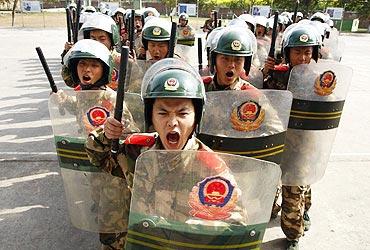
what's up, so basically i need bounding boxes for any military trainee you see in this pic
[203,27,256,91]
[85,59,217,249]
[61,12,121,90]
[262,25,321,250]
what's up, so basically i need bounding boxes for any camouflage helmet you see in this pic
[283,25,321,63]
[141,58,205,131]
[65,39,113,89]
[79,12,120,47]
[211,27,256,75]
[142,17,172,50]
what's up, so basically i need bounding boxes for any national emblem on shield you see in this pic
[230,100,265,131]
[314,70,337,96]
[182,28,190,36]
[86,106,110,126]
[188,176,238,220]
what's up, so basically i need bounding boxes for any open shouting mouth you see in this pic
[165,131,180,149]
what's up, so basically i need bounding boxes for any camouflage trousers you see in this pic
[100,232,127,250]
[281,185,312,241]
[89,173,131,249]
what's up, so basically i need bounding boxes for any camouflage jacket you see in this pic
[85,132,245,225]
[203,75,256,92]
[86,131,211,188]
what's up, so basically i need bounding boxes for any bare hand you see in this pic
[104,117,124,140]
[262,56,275,75]
[64,42,73,52]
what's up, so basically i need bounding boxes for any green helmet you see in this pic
[65,39,113,89]
[142,17,171,50]
[283,25,321,63]
[141,58,205,131]
[80,12,120,47]
[211,27,255,75]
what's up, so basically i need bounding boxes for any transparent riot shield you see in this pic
[247,65,263,89]
[126,150,281,250]
[198,90,292,164]
[253,37,271,69]
[125,60,156,93]
[175,44,197,66]
[48,89,136,232]
[281,61,352,185]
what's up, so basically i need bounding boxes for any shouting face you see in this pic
[77,59,104,88]
[147,41,169,60]
[215,54,245,87]
[152,98,195,150]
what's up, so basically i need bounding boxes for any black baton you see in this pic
[111,46,129,155]
[35,47,58,93]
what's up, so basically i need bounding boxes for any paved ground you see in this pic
[1,28,370,249]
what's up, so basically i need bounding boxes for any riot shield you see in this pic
[253,37,271,69]
[48,89,137,232]
[246,65,263,89]
[126,150,281,250]
[198,90,292,164]
[125,60,156,93]
[176,26,195,46]
[175,35,208,69]
[124,92,144,132]
[281,61,352,185]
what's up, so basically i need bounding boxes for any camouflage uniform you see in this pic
[85,131,211,249]
[265,25,321,247]
[85,57,209,249]
[59,39,139,249]
[203,76,255,92]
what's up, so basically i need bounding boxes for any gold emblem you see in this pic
[188,176,238,220]
[230,100,265,131]
[299,34,309,42]
[152,27,161,36]
[164,78,179,91]
[314,70,337,96]
[231,40,242,51]
[182,28,190,36]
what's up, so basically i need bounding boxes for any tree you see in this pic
[12,0,19,27]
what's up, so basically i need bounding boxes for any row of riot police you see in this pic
[41,5,352,250]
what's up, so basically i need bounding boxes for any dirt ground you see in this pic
[0,11,209,29]
[0,12,66,28]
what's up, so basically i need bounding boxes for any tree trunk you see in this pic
[12,0,19,27]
